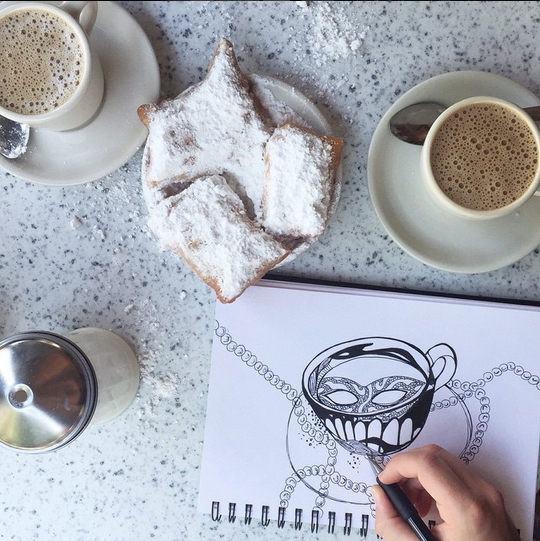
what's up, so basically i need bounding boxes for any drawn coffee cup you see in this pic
[0,1,104,131]
[302,337,457,455]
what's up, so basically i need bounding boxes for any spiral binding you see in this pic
[211,501,371,537]
[210,501,522,538]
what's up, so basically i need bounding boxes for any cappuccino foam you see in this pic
[430,102,539,211]
[0,8,84,115]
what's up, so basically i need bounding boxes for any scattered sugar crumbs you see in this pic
[136,347,183,422]
[201,1,369,69]
[294,1,368,67]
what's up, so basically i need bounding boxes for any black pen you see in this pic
[368,456,437,541]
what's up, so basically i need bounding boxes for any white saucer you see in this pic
[0,2,160,186]
[367,71,540,273]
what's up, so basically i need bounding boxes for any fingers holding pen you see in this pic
[375,444,521,541]
[377,444,477,520]
[371,484,423,541]
[396,477,434,517]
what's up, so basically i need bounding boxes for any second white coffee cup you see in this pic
[421,96,540,220]
[0,1,104,132]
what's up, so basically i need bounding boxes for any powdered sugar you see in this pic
[151,174,289,303]
[136,348,182,420]
[139,38,344,303]
[249,74,309,129]
[140,39,271,219]
[262,124,341,239]
[297,1,368,67]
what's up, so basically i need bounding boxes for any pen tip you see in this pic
[366,455,383,476]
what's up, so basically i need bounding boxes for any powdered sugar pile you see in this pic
[295,1,368,67]
[140,42,271,219]
[137,347,182,421]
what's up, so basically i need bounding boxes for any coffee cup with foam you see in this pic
[0,1,103,132]
[420,96,540,220]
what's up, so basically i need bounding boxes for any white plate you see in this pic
[367,71,540,273]
[0,2,160,186]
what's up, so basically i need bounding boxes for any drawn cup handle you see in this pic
[426,343,457,391]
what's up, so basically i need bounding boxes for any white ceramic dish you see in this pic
[0,1,160,186]
[367,71,540,273]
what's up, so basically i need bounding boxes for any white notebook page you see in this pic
[198,279,540,540]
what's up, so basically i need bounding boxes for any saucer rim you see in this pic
[367,70,540,274]
[0,1,160,186]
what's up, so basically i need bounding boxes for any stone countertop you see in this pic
[1,1,540,540]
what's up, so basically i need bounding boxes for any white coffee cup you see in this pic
[0,1,104,132]
[421,96,540,220]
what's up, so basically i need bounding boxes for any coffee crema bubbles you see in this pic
[430,102,539,211]
[0,8,84,115]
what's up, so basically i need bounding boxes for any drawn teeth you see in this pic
[353,421,366,441]
[399,418,413,445]
[383,418,399,445]
[367,418,382,440]
[325,419,338,437]
[344,420,354,440]
[366,442,380,452]
[333,418,346,440]
[321,412,420,451]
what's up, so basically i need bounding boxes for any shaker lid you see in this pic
[0,331,97,452]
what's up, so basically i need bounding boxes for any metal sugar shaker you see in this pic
[0,328,140,453]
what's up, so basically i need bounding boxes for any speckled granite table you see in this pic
[1,1,540,540]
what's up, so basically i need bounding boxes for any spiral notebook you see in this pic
[198,276,540,539]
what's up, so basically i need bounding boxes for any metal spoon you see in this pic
[0,116,30,159]
[389,101,540,145]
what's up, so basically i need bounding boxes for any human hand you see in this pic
[371,444,520,541]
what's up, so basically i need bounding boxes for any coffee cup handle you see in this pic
[426,343,457,391]
[58,1,98,36]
